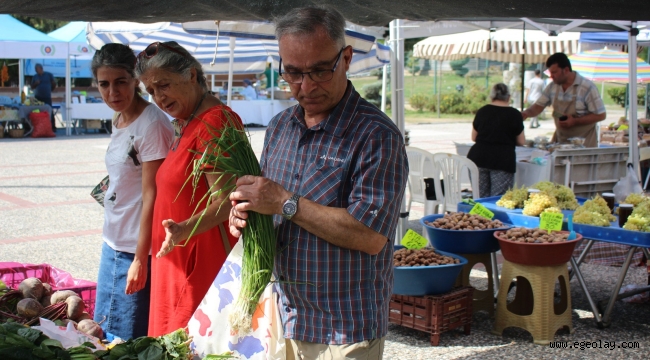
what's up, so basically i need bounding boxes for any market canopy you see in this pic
[1,1,649,26]
[412,28,580,63]
[87,22,282,75]
[0,14,67,59]
[48,21,95,58]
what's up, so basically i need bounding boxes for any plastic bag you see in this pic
[613,163,644,203]
[188,240,285,360]
[33,318,106,351]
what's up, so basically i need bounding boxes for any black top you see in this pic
[467,104,524,173]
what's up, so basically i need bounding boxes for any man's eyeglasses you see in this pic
[138,42,189,60]
[279,47,346,84]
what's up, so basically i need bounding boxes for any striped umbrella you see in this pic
[568,48,650,83]
[87,22,280,75]
[87,22,387,75]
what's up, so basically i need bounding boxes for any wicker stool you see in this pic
[492,260,573,345]
[455,253,496,316]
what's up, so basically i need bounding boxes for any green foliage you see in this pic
[362,81,391,109]
[11,16,68,33]
[406,51,421,75]
[409,94,428,112]
[606,86,646,107]
[449,58,470,77]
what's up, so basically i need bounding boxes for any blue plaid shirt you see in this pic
[261,81,408,344]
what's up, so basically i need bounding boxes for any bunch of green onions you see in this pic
[183,110,276,335]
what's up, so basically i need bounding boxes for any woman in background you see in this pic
[92,43,174,339]
[467,83,525,197]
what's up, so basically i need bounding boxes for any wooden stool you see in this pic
[455,253,496,316]
[492,260,573,345]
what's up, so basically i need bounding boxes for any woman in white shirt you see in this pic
[91,43,174,340]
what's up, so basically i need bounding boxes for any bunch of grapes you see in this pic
[522,192,558,216]
[496,186,528,209]
[622,199,650,232]
[542,206,562,214]
[531,181,579,210]
[623,193,648,207]
[573,195,616,226]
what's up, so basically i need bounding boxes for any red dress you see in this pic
[149,105,240,337]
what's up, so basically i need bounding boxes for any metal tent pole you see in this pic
[390,19,408,243]
[629,23,640,176]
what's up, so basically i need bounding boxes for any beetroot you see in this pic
[17,298,43,319]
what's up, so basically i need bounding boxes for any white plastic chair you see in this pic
[433,152,500,292]
[405,146,442,216]
[432,153,481,213]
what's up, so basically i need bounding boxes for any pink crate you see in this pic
[0,262,97,316]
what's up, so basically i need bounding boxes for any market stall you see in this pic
[457,187,650,329]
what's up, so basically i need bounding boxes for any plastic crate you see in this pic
[0,263,97,316]
[389,286,473,346]
[551,147,628,199]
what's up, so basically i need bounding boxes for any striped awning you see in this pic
[413,29,580,63]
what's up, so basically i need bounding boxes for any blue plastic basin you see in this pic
[393,246,467,296]
[421,214,508,254]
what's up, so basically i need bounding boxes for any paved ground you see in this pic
[1,115,649,359]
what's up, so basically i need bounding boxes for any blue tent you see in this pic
[22,22,95,78]
[580,29,650,45]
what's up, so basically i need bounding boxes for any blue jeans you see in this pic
[94,242,151,340]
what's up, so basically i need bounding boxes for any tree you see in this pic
[12,16,68,33]
[450,58,470,77]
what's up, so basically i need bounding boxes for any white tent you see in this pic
[48,22,97,136]
[0,15,68,96]
[413,28,580,63]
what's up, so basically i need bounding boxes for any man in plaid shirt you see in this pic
[228,6,408,359]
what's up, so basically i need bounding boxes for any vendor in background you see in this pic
[467,83,525,197]
[522,52,606,147]
[241,78,258,100]
[135,41,240,337]
[260,62,279,89]
[30,63,56,132]
[91,43,174,340]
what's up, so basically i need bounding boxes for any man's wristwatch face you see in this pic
[282,193,300,219]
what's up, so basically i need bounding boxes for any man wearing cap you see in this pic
[241,78,258,100]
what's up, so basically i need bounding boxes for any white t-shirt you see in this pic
[103,104,174,253]
[527,77,545,103]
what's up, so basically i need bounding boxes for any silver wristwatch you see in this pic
[282,193,300,220]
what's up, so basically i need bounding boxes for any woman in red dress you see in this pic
[135,41,240,337]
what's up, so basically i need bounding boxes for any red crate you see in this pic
[389,286,473,346]
[0,263,97,316]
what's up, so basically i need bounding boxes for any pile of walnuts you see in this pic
[393,248,460,267]
[425,212,505,230]
[500,227,569,243]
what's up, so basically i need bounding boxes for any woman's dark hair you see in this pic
[489,83,510,101]
[91,43,137,79]
[546,52,572,72]
[134,41,207,91]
